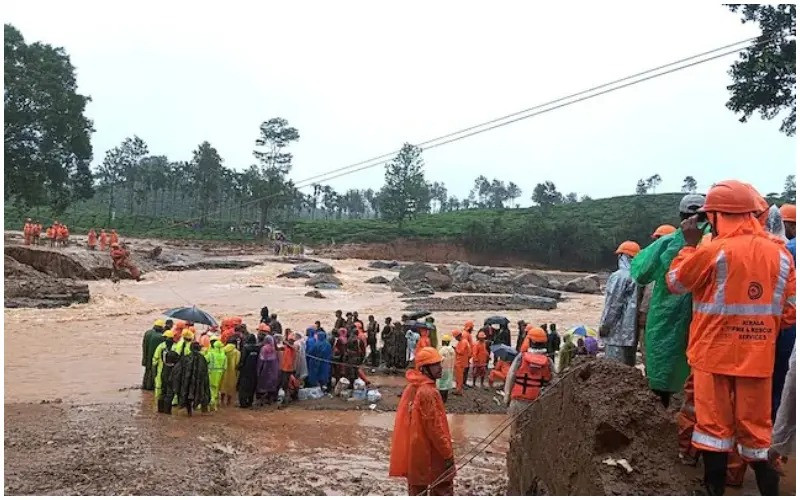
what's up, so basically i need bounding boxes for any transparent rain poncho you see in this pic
[600,255,640,347]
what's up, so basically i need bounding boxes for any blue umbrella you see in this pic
[163,306,218,327]
[491,344,518,361]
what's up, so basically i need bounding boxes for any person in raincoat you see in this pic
[237,334,260,408]
[305,327,318,379]
[279,334,297,401]
[141,319,166,391]
[308,330,333,390]
[437,334,456,402]
[99,229,108,251]
[453,330,471,395]
[389,321,409,371]
[171,342,211,416]
[599,240,641,366]
[504,327,555,418]
[558,333,576,372]
[389,347,455,496]
[219,339,240,407]
[631,194,706,408]
[292,331,309,383]
[171,328,195,358]
[471,331,490,389]
[256,335,280,404]
[204,338,226,411]
[152,330,175,412]
[406,329,420,365]
[87,229,97,250]
[344,332,365,387]
[332,328,349,380]
[770,346,796,470]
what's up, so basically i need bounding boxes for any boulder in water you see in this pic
[294,262,335,274]
[306,273,342,287]
[365,276,390,284]
[305,290,326,299]
[278,270,311,279]
[564,275,601,294]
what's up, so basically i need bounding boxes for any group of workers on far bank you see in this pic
[20,221,140,281]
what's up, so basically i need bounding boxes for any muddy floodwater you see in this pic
[5,255,602,495]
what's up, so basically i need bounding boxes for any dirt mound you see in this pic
[5,245,99,279]
[506,358,692,496]
[157,260,260,272]
[5,256,90,308]
[406,294,557,312]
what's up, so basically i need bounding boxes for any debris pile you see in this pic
[506,358,692,496]
[4,256,90,308]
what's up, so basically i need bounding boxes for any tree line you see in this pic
[4,5,796,234]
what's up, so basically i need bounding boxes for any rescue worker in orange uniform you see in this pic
[416,326,432,357]
[667,180,796,496]
[87,229,97,250]
[99,229,108,251]
[389,346,455,496]
[45,225,54,247]
[519,324,546,353]
[110,229,119,246]
[453,330,471,395]
[57,224,69,247]
[489,357,511,388]
[110,242,142,281]
[471,331,490,389]
[462,320,475,346]
[504,326,554,417]
[22,219,32,246]
[779,204,795,240]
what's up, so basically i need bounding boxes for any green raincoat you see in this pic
[204,341,227,409]
[630,229,702,393]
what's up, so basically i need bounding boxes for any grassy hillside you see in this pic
[6,193,699,270]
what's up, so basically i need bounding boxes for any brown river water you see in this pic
[4,256,604,495]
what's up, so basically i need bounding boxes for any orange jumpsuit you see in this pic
[472,340,490,380]
[110,246,141,280]
[416,331,432,356]
[110,230,119,245]
[454,336,471,394]
[389,369,454,495]
[23,223,32,245]
[99,231,108,251]
[87,230,97,250]
[489,359,510,387]
[667,213,796,461]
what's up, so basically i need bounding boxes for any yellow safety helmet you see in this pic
[162,329,173,338]
[154,319,166,328]
[441,334,452,342]
[182,329,194,340]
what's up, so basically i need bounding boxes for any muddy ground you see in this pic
[4,234,793,495]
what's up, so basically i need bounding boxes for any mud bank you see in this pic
[507,358,691,495]
[317,239,602,271]
[4,256,89,308]
[4,401,508,496]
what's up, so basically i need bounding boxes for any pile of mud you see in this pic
[507,358,693,496]
[4,256,89,308]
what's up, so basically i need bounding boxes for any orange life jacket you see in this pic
[510,352,552,401]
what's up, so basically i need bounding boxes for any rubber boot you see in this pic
[751,461,780,496]
[702,451,728,495]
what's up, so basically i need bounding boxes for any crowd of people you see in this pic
[134,180,796,496]
[21,219,71,247]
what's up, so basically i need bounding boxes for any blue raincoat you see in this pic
[307,331,332,388]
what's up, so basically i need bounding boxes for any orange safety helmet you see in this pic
[701,180,763,214]
[780,204,796,223]
[464,320,474,330]
[452,328,462,337]
[525,325,547,344]
[651,224,676,239]
[414,346,443,368]
[615,241,641,257]
[258,323,271,333]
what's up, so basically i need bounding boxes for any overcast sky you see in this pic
[5,1,796,203]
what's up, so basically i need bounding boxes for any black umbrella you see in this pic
[163,306,218,327]
[484,316,510,327]
[406,310,431,321]
[403,320,431,332]
[491,344,518,361]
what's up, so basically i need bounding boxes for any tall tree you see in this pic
[681,175,698,193]
[783,174,796,203]
[379,143,430,226]
[4,24,94,213]
[96,136,148,225]
[564,192,578,203]
[251,118,300,234]
[635,179,648,195]
[531,181,563,206]
[507,182,522,207]
[726,4,796,135]
[192,141,225,224]
[646,174,662,194]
